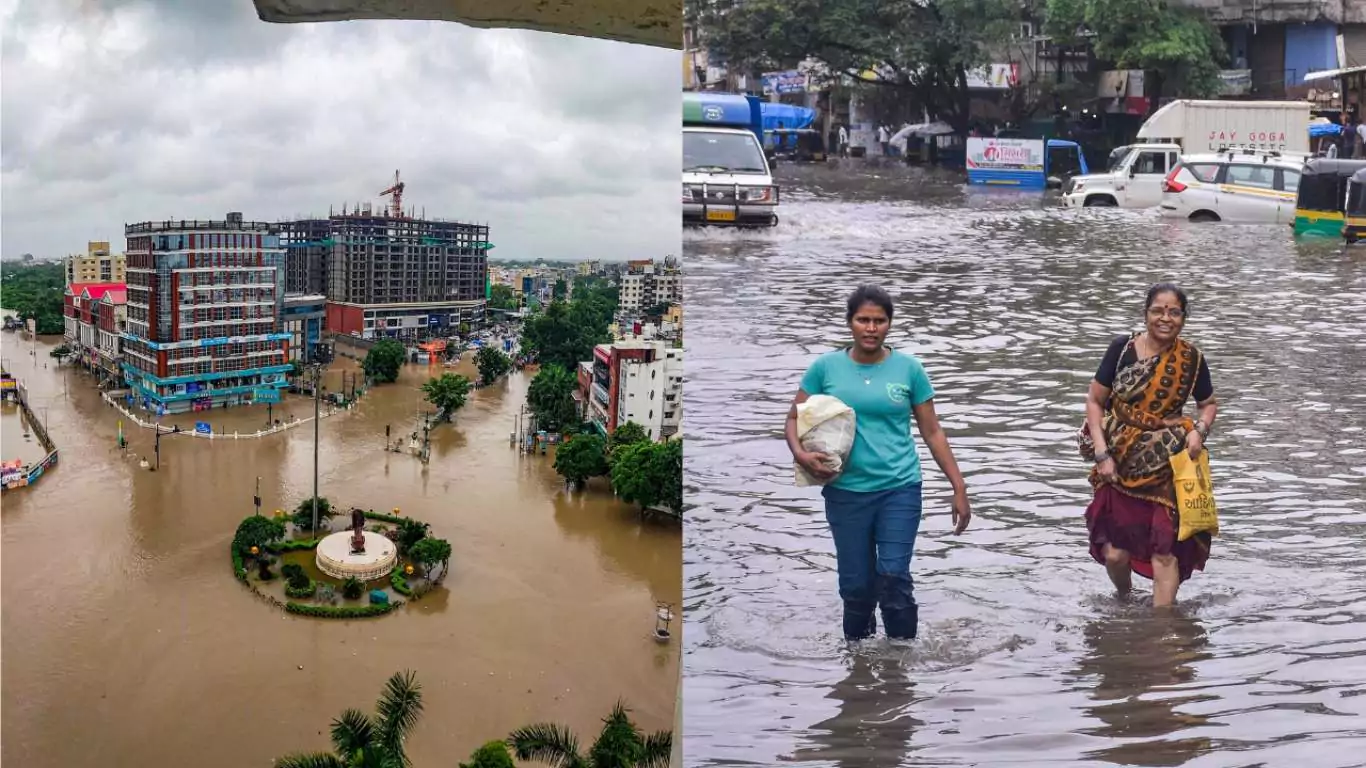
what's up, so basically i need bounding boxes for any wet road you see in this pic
[2,338,681,767]
[682,163,1366,767]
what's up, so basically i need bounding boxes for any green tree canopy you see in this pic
[233,514,287,555]
[460,741,516,768]
[291,496,335,531]
[362,339,406,383]
[527,364,581,434]
[275,670,424,768]
[422,372,473,422]
[0,263,66,334]
[552,278,569,301]
[407,537,453,580]
[488,283,519,311]
[689,0,1017,132]
[475,345,513,385]
[1045,0,1226,109]
[508,700,672,768]
[608,422,651,456]
[554,434,610,487]
[610,439,683,516]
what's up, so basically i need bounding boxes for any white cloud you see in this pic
[1,0,681,261]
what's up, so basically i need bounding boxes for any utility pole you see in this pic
[312,362,321,532]
[254,476,262,518]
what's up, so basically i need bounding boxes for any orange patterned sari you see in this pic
[1082,334,1203,509]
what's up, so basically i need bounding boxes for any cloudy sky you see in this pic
[1,0,680,262]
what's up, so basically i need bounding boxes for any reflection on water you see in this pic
[1,340,680,768]
[683,163,1366,767]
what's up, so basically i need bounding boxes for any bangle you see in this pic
[1094,450,1110,464]
[1193,421,1210,439]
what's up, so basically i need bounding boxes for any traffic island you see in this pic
[230,507,449,619]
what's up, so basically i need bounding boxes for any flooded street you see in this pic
[683,163,1366,766]
[2,338,681,767]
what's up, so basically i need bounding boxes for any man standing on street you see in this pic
[878,124,891,156]
[838,123,849,157]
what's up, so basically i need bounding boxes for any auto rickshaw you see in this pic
[769,128,827,162]
[1293,158,1366,237]
[1343,166,1366,243]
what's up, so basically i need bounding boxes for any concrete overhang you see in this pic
[251,0,680,49]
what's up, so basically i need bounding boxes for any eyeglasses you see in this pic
[1146,307,1185,319]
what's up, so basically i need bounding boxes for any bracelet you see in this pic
[1094,449,1111,464]
[1193,421,1210,439]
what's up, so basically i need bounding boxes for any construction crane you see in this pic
[379,170,405,219]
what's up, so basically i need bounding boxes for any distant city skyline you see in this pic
[1,1,679,264]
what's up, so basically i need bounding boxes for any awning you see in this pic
[250,0,680,49]
[1303,65,1366,83]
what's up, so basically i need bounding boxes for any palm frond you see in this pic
[273,753,348,768]
[508,723,585,768]
[375,670,424,766]
[637,731,673,768]
[330,709,377,757]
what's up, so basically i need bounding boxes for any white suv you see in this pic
[1158,150,1303,224]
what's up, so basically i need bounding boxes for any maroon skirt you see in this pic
[1085,484,1210,582]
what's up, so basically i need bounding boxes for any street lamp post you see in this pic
[312,362,321,533]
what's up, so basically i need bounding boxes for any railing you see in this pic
[102,391,345,440]
[125,219,276,234]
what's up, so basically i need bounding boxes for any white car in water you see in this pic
[1157,150,1303,224]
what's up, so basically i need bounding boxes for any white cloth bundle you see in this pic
[794,394,857,486]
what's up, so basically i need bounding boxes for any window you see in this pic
[1225,164,1275,190]
[1279,168,1301,194]
[1133,152,1167,175]
[1185,163,1220,183]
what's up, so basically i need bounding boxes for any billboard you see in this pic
[965,138,1047,188]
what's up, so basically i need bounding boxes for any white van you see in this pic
[682,92,779,227]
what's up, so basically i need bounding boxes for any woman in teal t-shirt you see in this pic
[785,285,972,642]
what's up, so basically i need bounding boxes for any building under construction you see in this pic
[279,172,490,340]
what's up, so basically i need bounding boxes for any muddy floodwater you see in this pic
[2,338,680,767]
[683,163,1366,766]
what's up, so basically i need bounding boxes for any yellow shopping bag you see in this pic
[1170,449,1219,541]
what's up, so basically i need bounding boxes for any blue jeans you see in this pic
[822,482,923,640]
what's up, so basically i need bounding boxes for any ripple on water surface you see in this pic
[683,164,1366,767]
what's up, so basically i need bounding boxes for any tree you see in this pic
[488,283,519,311]
[475,346,513,385]
[407,537,452,581]
[275,670,424,768]
[689,0,1017,133]
[1045,0,1226,113]
[527,364,581,434]
[422,372,473,422]
[0,263,65,334]
[292,496,335,531]
[611,440,683,516]
[508,701,671,768]
[552,279,568,301]
[233,514,286,555]
[554,434,610,488]
[460,741,516,768]
[394,518,430,555]
[362,339,406,384]
[608,422,650,456]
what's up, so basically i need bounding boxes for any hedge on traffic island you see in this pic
[229,508,441,619]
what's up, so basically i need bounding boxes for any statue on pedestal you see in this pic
[350,507,366,554]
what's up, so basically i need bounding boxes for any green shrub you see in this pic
[284,601,399,619]
[342,577,364,600]
[282,563,304,581]
[231,545,247,582]
[364,511,405,525]
[286,580,317,599]
[460,741,516,768]
[268,539,321,553]
[390,568,413,597]
[257,560,276,581]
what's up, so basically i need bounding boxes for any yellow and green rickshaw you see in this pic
[1343,166,1366,243]
[1293,158,1366,237]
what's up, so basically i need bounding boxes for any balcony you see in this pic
[592,382,610,405]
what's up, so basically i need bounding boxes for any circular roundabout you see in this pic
[315,530,398,581]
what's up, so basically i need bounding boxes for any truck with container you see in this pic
[1062,100,1312,209]
[683,92,780,227]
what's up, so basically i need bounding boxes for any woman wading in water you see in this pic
[1083,283,1217,607]
[786,285,971,642]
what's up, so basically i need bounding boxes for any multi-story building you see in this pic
[94,289,128,386]
[65,241,126,285]
[122,213,290,414]
[282,209,488,339]
[63,282,125,376]
[579,339,683,440]
[282,294,327,363]
[619,257,683,312]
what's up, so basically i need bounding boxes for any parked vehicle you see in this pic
[966,137,1089,189]
[682,92,779,227]
[1157,150,1302,224]
[1064,100,1312,209]
[769,129,827,162]
[1341,167,1366,243]
[1293,158,1366,237]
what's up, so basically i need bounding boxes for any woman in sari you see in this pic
[1082,283,1217,607]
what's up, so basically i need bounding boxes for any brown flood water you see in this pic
[2,335,680,767]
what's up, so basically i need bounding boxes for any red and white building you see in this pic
[579,339,682,440]
[63,282,128,386]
